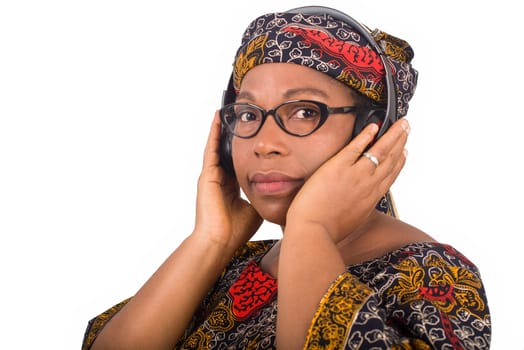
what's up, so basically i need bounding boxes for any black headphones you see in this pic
[219,5,398,176]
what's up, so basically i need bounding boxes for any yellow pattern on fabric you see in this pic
[370,30,414,63]
[207,304,235,332]
[182,328,211,349]
[234,34,268,89]
[234,240,275,260]
[304,272,372,349]
[81,298,131,350]
[389,251,486,318]
[337,69,384,103]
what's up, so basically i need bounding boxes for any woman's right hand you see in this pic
[89,112,263,350]
[194,111,263,252]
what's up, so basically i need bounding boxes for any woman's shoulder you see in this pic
[349,240,483,287]
[382,241,479,271]
[347,214,481,277]
[380,217,479,272]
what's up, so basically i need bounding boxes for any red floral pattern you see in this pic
[228,261,277,319]
[82,241,491,350]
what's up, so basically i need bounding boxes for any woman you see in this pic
[83,7,491,349]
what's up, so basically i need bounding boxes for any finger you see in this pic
[375,151,407,200]
[202,111,223,171]
[361,152,380,169]
[381,148,407,191]
[372,118,410,160]
[359,119,410,172]
[376,119,409,170]
[338,122,379,163]
[361,143,407,201]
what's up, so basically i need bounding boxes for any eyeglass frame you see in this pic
[219,99,359,138]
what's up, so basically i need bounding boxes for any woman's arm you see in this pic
[89,233,236,350]
[89,113,262,350]
[276,120,409,349]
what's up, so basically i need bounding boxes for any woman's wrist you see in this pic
[190,228,243,263]
[285,212,338,243]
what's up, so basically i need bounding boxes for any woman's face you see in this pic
[232,63,357,226]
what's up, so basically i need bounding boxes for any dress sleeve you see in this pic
[81,241,275,350]
[81,298,131,350]
[304,245,491,349]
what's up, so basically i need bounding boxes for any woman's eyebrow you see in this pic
[236,91,255,101]
[236,87,329,101]
[283,87,329,99]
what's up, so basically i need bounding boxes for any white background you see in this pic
[0,1,521,349]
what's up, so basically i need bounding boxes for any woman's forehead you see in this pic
[238,63,354,101]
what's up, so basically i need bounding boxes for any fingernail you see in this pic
[402,120,411,135]
[403,148,409,157]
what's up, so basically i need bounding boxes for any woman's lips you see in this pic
[250,172,303,195]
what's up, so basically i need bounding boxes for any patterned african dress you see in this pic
[82,240,491,349]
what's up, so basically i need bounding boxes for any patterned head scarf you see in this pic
[231,10,418,117]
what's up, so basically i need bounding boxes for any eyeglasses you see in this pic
[219,99,358,138]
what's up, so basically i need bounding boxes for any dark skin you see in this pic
[90,63,433,350]
[232,64,434,348]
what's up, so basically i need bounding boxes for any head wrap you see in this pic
[232,11,418,117]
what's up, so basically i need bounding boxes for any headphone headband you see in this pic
[220,6,403,176]
[286,6,398,139]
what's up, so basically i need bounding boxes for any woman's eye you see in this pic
[238,111,258,122]
[293,108,319,120]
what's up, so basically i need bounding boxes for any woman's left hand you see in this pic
[285,118,410,243]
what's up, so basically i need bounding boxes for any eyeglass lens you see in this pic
[223,101,324,137]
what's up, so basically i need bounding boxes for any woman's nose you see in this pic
[252,115,287,158]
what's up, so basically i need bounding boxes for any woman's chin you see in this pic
[262,214,286,227]
[253,203,289,227]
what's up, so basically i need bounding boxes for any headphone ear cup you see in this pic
[352,108,386,139]
[219,125,235,176]
[219,75,237,176]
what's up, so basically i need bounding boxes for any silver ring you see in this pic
[362,152,379,168]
